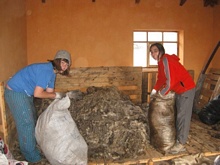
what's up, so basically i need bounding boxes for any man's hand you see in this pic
[55,92,66,99]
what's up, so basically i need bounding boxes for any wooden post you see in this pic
[180,0,187,6]
[210,70,220,100]
[0,81,8,144]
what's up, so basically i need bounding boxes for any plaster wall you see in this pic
[0,0,27,82]
[212,5,220,69]
[26,0,216,81]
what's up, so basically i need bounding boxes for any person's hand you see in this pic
[150,89,157,97]
[55,92,66,99]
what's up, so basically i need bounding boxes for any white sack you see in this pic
[0,137,28,165]
[0,153,8,165]
[35,96,88,165]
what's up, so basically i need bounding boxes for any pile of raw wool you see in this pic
[35,86,151,162]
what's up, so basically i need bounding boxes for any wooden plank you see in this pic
[146,147,162,158]
[56,83,141,89]
[117,86,140,90]
[142,68,158,73]
[72,68,141,75]
[194,67,220,113]
[0,82,8,144]
[210,76,220,100]
[200,88,212,98]
[204,79,218,86]
[56,77,142,84]
[199,94,209,101]
[56,84,141,91]
[55,66,142,104]
[206,74,220,81]
[204,151,220,157]
[57,73,142,80]
[151,153,188,162]
[190,118,220,152]
[141,72,148,103]
[56,82,141,89]
[189,136,210,153]
[209,68,220,74]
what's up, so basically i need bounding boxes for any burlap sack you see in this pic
[148,91,176,153]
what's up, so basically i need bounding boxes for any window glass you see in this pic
[133,32,147,42]
[164,43,177,55]
[133,43,147,67]
[149,53,158,65]
[148,32,162,41]
[133,31,179,67]
[163,32,178,41]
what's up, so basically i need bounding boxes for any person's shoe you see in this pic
[168,141,186,154]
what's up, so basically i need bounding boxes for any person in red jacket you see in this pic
[150,43,196,154]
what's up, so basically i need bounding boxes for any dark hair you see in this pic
[150,43,165,55]
[48,58,70,76]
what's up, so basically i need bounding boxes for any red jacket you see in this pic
[154,54,195,95]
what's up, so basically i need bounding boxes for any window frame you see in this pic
[133,31,180,67]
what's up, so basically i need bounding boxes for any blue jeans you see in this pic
[4,88,41,162]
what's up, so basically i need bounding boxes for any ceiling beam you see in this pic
[204,0,219,7]
[179,0,187,6]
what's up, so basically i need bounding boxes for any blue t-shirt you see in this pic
[7,62,56,96]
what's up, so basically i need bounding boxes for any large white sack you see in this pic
[35,96,88,165]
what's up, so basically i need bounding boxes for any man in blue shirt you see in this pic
[4,50,71,163]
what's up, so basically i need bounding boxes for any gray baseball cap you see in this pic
[54,50,71,66]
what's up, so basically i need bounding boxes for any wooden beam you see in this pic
[204,0,210,6]
[0,82,8,144]
[204,0,219,7]
[180,0,187,6]
[201,41,220,74]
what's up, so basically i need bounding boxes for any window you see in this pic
[133,31,179,67]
